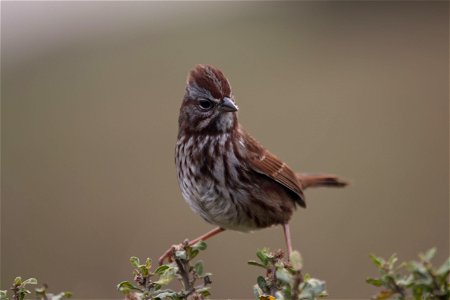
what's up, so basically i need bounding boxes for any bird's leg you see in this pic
[158,227,225,265]
[282,223,293,259]
[188,226,225,245]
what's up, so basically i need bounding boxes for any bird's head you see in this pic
[179,64,239,135]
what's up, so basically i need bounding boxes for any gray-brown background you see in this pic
[2,1,449,299]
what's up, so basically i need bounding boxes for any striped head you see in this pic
[178,64,239,136]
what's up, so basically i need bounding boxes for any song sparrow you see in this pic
[159,64,347,264]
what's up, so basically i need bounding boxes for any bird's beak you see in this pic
[220,97,239,112]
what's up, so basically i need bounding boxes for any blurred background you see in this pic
[1,1,448,299]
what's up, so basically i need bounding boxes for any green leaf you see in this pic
[380,273,396,286]
[366,278,383,287]
[154,291,178,299]
[318,290,328,298]
[154,266,177,286]
[117,281,139,294]
[253,285,263,298]
[420,248,437,262]
[129,256,140,267]
[369,254,385,268]
[0,290,9,300]
[436,257,450,277]
[408,261,428,278]
[299,278,327,300]
[16,287,31,300]
[154,264,170,275]
[174,250,187,260]
[188,249,199,260]
[257,276,269,294]
[412,286,423,300]
[290,251,303,271]
[14,277,23,286]
[298,283,313,300]
[396,274,414,287]
[248,260,268,269]
[276,268,292,285]
[307,278,327,295]
[273,292,284,300]
[145,258,152,269]
[35,287,45,293]
[196,287,211,297]
[22,278,37,286]
[139,265,149,276]
[191,240,207,251]
[387,254,398,268]
[52,291,73,300]
[256,249,270,266]
[194,261,204,276]
[199,290,211,298]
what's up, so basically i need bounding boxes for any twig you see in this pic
[291,270,304,300]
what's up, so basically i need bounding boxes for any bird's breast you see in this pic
[175,134,259,230]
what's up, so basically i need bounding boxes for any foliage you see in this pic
[367,248,450,300]
[3,245,448,300]
[117,240,212,300]
[249,248,327,300]
[0,277,71,300]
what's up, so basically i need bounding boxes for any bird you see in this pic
[159,64,348,264]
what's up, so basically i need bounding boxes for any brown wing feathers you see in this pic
[250,149,306,207]
[242,130,347,208]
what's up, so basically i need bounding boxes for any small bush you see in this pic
[367,248,450,300]
[249,248,327,300]
[117,240,211,300]
[0,277,71,300]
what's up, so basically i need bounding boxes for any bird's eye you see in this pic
[198,99,214,110]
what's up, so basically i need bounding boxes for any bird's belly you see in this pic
[177,168,293,231]
[179,176,256,231]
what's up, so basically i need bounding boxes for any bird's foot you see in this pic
[158,244,177,265]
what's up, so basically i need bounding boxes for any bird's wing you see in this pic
[243,133,306,207]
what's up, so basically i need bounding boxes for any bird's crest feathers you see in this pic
[187,64,232,99]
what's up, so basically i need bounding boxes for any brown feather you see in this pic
[188,64,231,99]
[242,131,306,207]
[297,173,349,189]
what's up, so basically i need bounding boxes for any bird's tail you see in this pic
[296,173,349,190]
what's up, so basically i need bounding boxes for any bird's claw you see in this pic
[158,245,176,265]
[158,242,188,265]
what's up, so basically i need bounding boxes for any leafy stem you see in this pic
[118,240,211,300]
[367,248,450,300]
